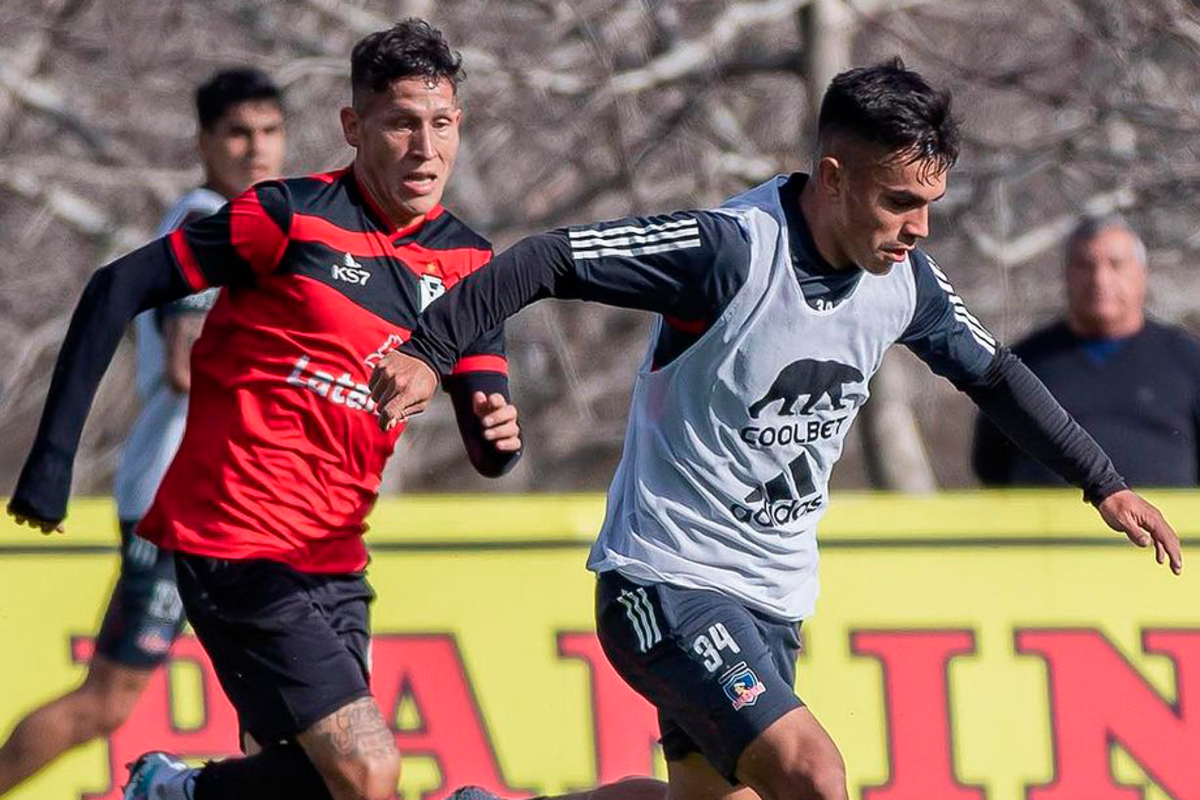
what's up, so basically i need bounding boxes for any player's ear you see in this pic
[815,155,844,198]
[340,106,360,149]
[196,125,213,160]
[196,127,219,176]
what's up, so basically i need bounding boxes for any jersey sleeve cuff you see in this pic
[1084,475,1128,506]
[450,355,508,375]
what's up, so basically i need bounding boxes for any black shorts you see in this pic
[174,552,374,744]
[595,570,804,783]
[95,519,187,668]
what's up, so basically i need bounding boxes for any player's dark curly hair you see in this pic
[817,57,959,177]
[195,68,283,131]
[351,19,464,105]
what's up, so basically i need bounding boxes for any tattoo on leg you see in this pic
[316,697,396,761]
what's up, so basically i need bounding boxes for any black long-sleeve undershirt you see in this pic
[445,372,521,478]
[12,242,516,524]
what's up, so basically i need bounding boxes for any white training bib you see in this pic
[588,177,918,621]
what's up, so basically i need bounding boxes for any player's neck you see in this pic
[797,181,855,271]
[1067,313,1144,340]
[203,179,241,202]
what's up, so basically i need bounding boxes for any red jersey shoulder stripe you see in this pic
[307,167,349,185]
[290,213,395,258]
[168,228,209,291]
[663,315,708,335]
[230,189,290,276]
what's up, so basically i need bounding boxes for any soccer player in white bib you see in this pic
[0,68,285,795]
[373,59,1181,800]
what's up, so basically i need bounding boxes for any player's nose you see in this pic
[411,123,438,160]
[902,206,929,240]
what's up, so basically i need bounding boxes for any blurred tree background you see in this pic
[2,0,1199,496]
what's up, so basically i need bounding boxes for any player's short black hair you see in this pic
[351,19,464,105]
[195,68,283,131]
[817,57,959,176]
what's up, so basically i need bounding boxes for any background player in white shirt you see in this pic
[0,67,285,796]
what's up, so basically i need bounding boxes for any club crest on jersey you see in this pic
[721,662,766,710]
[419,273,446,311]
[364,334,406,369]
[332,252,370,286]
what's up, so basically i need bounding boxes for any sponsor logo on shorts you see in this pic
[136,630,175,655]
[721,662,766,710]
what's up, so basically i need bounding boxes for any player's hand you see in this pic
[474,392,522,452]
[368,351,439,432]
[6,501,64,535]
[1097,489,1182,575]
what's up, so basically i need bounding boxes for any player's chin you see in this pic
[863,256,896,275]
[397,190,442,217]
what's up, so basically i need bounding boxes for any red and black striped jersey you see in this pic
[139,167,505,572]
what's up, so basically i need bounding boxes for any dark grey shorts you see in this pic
[595,570,804,783]
[94,519,187,668]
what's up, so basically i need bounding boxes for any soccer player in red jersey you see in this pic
[9,20,521,800]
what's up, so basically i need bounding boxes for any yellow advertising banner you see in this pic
[0,492,1196,800]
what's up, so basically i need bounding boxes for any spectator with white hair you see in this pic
[974,213,1200,486]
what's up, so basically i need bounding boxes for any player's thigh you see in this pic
[297,695,398,799]
[174,553,373,745]
[94,520,186,670]
[595,571,802,784]
[667,753,761,800]
[735,707,847,800]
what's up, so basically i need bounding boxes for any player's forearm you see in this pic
[402,233,575,375]
[11,240,191,521]
[962,349,1126,504]
[446,372,522,478]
